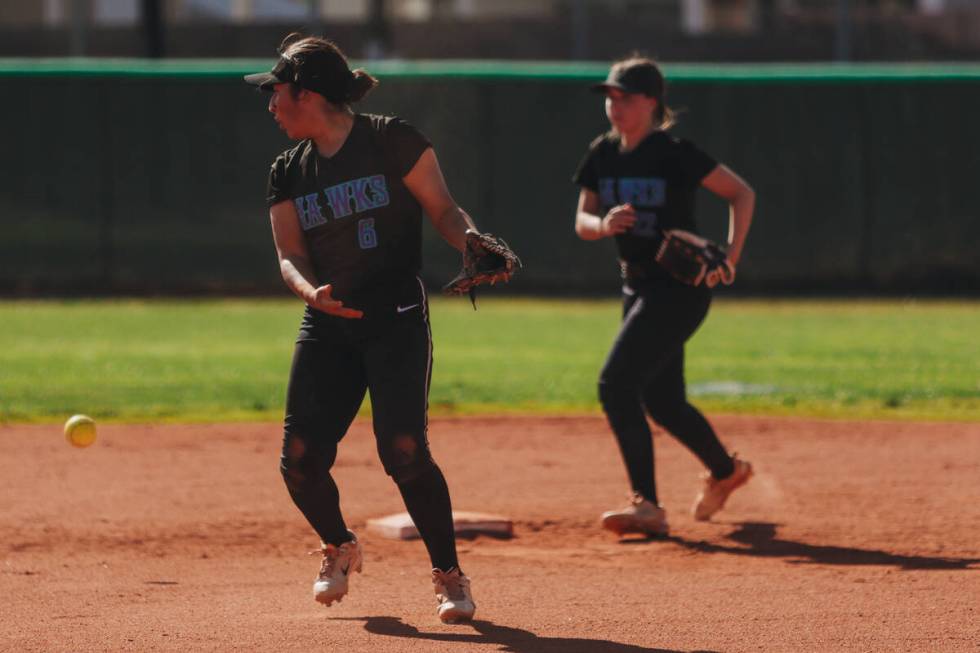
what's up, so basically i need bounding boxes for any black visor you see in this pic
[244,57,296,91]
[244,54,353,104]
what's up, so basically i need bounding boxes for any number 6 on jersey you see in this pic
[358,218,378,249]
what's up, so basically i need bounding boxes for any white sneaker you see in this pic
[692,457,753,521]
[600,493,669,536]
[313,531,363,606]
[432,567,475,623]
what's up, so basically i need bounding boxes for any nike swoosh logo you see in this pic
[397,304,419,313]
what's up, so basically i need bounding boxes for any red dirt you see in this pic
[2,416,978,652]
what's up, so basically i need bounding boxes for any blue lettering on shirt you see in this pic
[294,174,392,230]
[323,183,352,220]
[599,178,616,206]
[323,174,390,220]
[294,192,328,230]
[597,177,665,209]
[632,211,659,238]
[617,177,666,207]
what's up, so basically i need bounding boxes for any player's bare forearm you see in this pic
[270,202,321,303]
[576,204,636,240]
[279,256,320,304]
[279,256,362,318]
[404,149,476,252]
[726,188,755,265]
[575,188,613,240]
[575,211,605,240]
[701,165,755,266]
[432,205,477,252]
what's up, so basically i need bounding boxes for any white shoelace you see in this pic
[435,571,467,600]
[311,547,340,578]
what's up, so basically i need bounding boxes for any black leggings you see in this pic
[598,283,734,505]
[279,306,458,571]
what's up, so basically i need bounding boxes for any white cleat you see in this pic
[432,567,476,624]
[600,493,669,537]
[692,457,753,521]
[313,531,363,606]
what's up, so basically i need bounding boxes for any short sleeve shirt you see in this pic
[573,130,717,271]
[267,114,431,315]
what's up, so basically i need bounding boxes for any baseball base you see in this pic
[367,511,513,540]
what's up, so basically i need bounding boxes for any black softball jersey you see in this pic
[267,114,431,317]
[573,130,717,283]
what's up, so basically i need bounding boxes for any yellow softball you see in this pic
[64,414,97,448]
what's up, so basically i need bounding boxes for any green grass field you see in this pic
[0,298,977,423]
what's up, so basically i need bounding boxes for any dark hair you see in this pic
[610,55,675,129]
[279,33,378,105]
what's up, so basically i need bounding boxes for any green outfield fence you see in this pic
[2,60,979,295]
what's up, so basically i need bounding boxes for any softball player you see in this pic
[572,57,756,537]
[245,34,475,622]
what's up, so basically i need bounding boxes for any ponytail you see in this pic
[657,102,675,130]
[346,69,379,103]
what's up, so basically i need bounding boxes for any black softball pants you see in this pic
[598,283,735,505]
[280,304,458,571]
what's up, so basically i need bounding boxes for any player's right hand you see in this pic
[600,204,637,236]
[307,284,364,319]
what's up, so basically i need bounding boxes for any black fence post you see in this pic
[141,0,165,59]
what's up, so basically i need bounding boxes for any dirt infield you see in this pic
[2,415,978,652]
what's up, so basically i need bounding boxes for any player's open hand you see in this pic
[307,284,363,319]
[600,203,637,236]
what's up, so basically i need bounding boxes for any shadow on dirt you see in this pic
[627,521,980,570]
[336,616,720,653]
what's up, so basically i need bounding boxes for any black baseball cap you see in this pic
[244,51,351,104]
[590,60,665,98]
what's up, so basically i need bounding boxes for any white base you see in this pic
[367,511,513,540]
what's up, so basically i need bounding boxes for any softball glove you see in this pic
[443,229,521,306]
[655,229,735,288]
